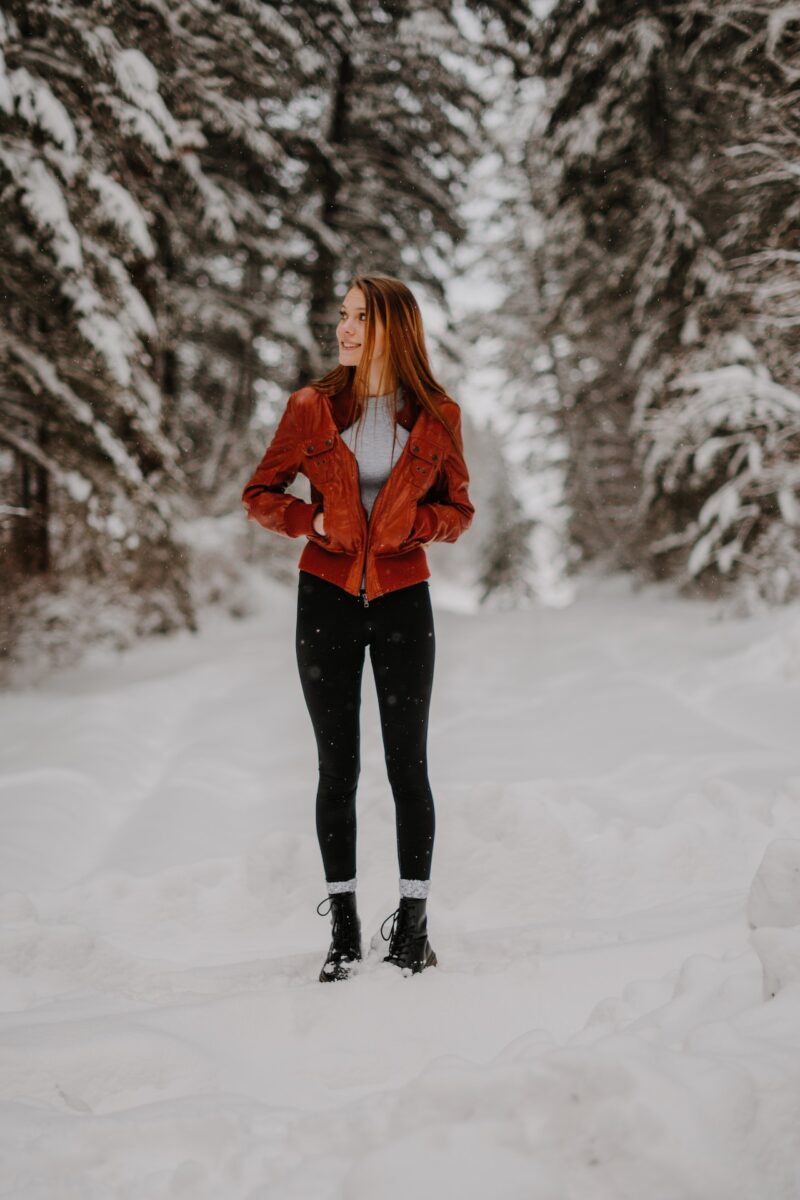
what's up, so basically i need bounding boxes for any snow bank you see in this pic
[749,838,800,1000]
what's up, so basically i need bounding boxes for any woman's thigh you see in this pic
[295,571,367,773]
[367,582,436,777]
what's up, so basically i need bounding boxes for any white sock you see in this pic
[399,878,430,899]
[327,877,357,894]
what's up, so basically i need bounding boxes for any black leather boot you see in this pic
[381,896,438,973]
[317,891,362,982]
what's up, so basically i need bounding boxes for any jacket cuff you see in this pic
[284,498,319,538]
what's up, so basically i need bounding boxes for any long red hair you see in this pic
[309,274,461,452]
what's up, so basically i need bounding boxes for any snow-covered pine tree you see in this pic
[528,0,690,571]
[0,3,199,674]
[633,1,800,607]
[530,0,800,606]
[0,2,340,676]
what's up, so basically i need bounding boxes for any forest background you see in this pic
[2,0,799,687]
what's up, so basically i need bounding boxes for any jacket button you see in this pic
[432,453,438,461]
[325,437,331,445]
[412,443,419,451]
[307,444,314,451]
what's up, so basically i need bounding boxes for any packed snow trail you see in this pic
[2,572,800,1198]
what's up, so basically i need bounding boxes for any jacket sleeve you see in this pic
[404,403,475,546]
[241,394,322,539]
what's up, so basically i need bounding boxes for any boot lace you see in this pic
[317,895,340,943]
[317,896,359,961]
[380,906,417,963]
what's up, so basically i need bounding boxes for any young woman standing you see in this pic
[241,274,474,981]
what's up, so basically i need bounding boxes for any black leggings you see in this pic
[295,570,436,887]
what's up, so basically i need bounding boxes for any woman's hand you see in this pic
[312,509,326,537]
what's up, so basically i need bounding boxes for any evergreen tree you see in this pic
[0,2,195,654]
[0,0,315,671]
[529,0,800,606]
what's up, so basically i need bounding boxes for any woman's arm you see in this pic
[241,394,323,539]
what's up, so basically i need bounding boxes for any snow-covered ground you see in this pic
[2,571,800,1198]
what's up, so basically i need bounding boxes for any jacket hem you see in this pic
[298,542,431,600]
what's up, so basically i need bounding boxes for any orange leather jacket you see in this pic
[241,381,475,603]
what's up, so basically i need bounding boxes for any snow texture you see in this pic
[1,573,800,1197]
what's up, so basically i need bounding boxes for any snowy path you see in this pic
[2,573,800,1198]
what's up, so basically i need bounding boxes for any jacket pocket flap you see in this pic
[408,440,441,466]
[303,438,335,457]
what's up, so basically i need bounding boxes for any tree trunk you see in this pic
[296,51,354,386]
[11,426,49,574]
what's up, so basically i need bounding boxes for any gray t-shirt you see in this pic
[341,387,410,588]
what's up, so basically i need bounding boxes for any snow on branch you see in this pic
[636,340,800,581]
[111,48,181,159]
[86,170,156,258]
[0,144,82,271]
[0,419,93,501]
[4,332,143,486]
[9,66,77,152]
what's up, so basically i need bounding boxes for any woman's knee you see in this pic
[317,761,360,799]
[386,763,432,805]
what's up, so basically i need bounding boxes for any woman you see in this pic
[241,273,474,982]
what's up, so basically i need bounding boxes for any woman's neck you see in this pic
[365,358,396,396]
[367,386,400,400]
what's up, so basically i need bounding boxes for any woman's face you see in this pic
[337,287,385,368]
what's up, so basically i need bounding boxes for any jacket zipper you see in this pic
[347,423,414,607]
[350,455,371,606]
[354,457,394,607]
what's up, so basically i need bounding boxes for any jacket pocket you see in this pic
[305,504,353,553]
[306,526,334,548]
[374,500,419,556]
